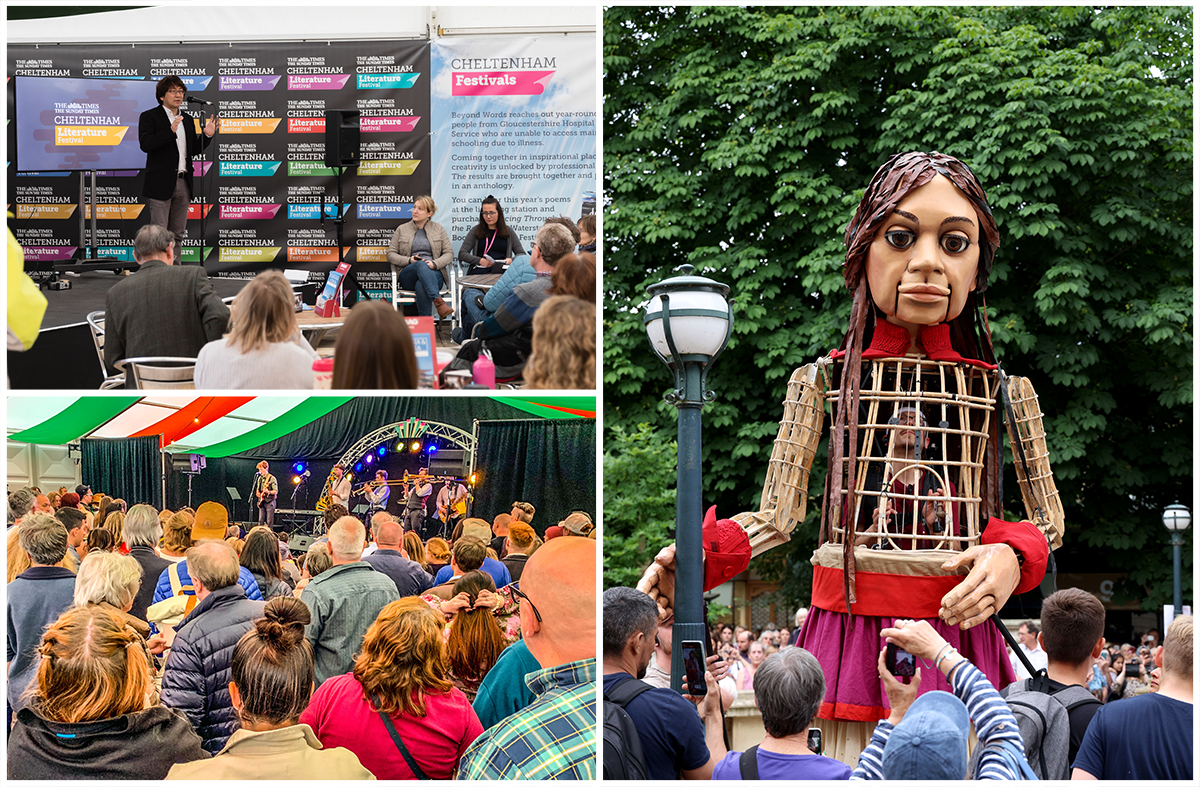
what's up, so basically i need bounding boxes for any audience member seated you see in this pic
[471,635,540,731]
[403,530,432,577]
[7,606,208,779]
[151,503,264,612]
[428,538,487,599]
[103,224,230,376]
[73,550,152,642]
[235,526,288,600]
[468,222,576,379]
[196,270,318,389]
[432,521,513,588]
[577,213,596,254]
[166,597,373,780]
[425,537,451,577]
[155,541,268,754]
[713,648,851,779]
[125,504,170,622]
[331,301,420,389]
[1072,615,1193,780]
[500,522,537,582]
[850,619,1032,779]
[549,251,596,302]
[458,537,597,779]
[444,570,508,701]
[524,295,596,390]
[387,195,454,318]
[7,514,78,716]
[300,516,400,686]
[293,542,333,597]
[301,597,484,779]
[364,518,433,597]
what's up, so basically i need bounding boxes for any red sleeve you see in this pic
[458,697,485,761]
[981,517,1050,596]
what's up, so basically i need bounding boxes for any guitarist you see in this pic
[252,461,278,529]
[435,478,470,535]
[329,464,353,510]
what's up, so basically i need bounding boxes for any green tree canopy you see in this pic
[603,5,1192,611]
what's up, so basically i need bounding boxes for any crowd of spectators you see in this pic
[7,486,598,779]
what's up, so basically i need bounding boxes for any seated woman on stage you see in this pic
[458,196,524,276]
[8,606,208,780]
[387,196,454,319]
[166,597,373,780]
[195,270,318,390]
[330,301,419,389]
[300,597,484,779]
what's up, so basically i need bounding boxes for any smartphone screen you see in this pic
[681,640,707,695]
[807,727,823,755]
[886,642,917,677]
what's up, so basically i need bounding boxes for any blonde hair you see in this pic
[7,525,32,583]
[30,606,151,723]
[162,510,195,554]
[425,537,451,563]
[525,295,596,390]
[414,195,437,216]
[353,598,453,717]
[403,531,428,570]
[102,511,125,546]
[1163,615,1193,679]
[227,270,298,354]
[73,551,143,609]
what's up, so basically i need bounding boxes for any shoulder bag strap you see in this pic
[373,694,428,780]
[738,745,760,780]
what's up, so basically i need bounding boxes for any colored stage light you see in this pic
[354,462,363,473]
[410,441,421,453]
[365,454,374,465]
[377,445,387,457]
[292,476,301,485]
[426,445,438,455]
[292,461,306,474]
[469,473,478,485]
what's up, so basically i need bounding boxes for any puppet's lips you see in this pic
[898,285,949,301]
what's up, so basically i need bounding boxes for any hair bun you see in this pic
[257,597,311,648]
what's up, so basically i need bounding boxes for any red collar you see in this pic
[831,318,997,369]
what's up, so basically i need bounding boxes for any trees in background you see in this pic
[602,6,1192,610]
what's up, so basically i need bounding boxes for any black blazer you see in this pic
[138,105,212,201]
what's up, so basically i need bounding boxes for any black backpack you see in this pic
[602,677,652,781]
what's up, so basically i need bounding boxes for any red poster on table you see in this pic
[404,316,441,389]
[314,261,351,317]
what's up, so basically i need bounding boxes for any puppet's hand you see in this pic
[635,543,677,622]
[938,543,1020,629]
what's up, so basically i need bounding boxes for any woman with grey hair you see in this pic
[125,504,171,622]
[73,551,148,635]
[712,648,852,779]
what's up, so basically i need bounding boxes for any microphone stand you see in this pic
[187,97,217,268]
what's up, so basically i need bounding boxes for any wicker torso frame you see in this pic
[735,353,1064,568]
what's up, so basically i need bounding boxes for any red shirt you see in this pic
[300,672,483,779]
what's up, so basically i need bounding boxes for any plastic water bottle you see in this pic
[472,352,495,388]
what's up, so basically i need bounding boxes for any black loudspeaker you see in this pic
[170,453,206,471]
[430,450,466,478]
[324,110,360,167]
[289,534,316,553]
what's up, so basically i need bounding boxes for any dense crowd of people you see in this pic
[7,485,597,779]
[603,584,1194,781]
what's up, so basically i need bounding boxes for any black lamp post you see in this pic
[1161,502,1191,615]
[644,265,733,693]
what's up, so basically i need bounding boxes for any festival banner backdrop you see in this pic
[429,34,597,254]
[7,40,430,294]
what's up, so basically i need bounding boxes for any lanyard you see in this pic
[482,230,497,259]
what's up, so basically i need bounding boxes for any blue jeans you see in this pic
[461,287,489,336]
[397,263,444,315]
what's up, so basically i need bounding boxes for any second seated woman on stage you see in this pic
[195,270,319,389]
[458,196,524,276]
[387,195,454,319]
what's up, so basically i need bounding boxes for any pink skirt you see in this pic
[797,606,1016,722]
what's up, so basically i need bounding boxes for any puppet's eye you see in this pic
[884,230,915,250]
[941,234,972,254]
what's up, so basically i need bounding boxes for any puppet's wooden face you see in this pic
[865,175,980,332]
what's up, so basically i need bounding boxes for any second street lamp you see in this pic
[644,264,733,694]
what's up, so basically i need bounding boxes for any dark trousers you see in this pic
[405,507,424,535]
[258,498,276,529]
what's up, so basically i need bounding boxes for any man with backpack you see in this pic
[991,588,1106,779]
[602,586,725,780]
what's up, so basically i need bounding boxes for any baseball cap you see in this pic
[881,689,970,780]
[544,525,565,540]
[75,485,92,497]
[192,501,229,541]
[460,518,492,544]
[560,511,594,536]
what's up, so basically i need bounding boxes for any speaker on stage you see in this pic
[289,534,316,553]
[430,450,466,478]
[324,110,360,168]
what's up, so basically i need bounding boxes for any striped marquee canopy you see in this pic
[7,395,596,458]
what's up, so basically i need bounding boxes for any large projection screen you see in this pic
[14,76,158,172]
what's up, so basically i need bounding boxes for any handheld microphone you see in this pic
[186,96,214,106]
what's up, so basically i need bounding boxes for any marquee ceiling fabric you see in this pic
[7,395,595,456]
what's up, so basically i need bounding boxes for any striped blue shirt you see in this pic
[851,660,1026,780]
[457,658,596,780]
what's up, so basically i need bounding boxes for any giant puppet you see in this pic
[639,151,1064,761]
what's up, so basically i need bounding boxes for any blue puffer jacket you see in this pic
[151,560,263,605]
[159,584,266,754]
[482,254,536,312]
